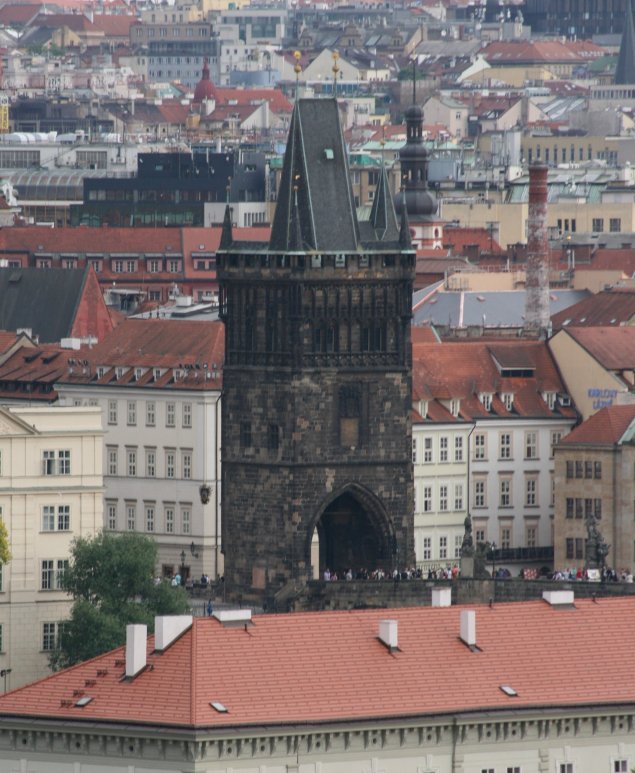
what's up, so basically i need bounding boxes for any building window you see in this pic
[146,401,156,426]
[240,422,252,448]
[127,401,137,426]
[126,503,136,531]
[595,498,602,518]
[525,431,537,459]
[480,392,492,411]
[106,501,117,530]
[41,560,67,590]
[474,479,486,508]
[551,431,562,457]
[592,217,603,232]
[145,504,155,532]
[127,448,137,477]
[146,448,156,477]
[165,506,174,534]
[499,433,511,459]
[182,451,192,480]
[559,763,574,773]
[585,498,593,518]
[594,461,602,479]
[42,450,71,476]
[412,438,417,463]
[575,498,584,518]
[613,762,628,773]
[526,525,537,548]
[454,436,463,462]
[575,461,583,478]
[502,393,514,411]
[166,402,176,428]
[182,507,191,534]
[105,445,118,476]
[455,535,462,559]
[454,483,463,510]
[42,622,59,651]
[474,433,486,460]
[424,436,433,463]
[42,505,71,531]
[166,450,176,479]
[182,402,192,428]
[500,478,511,507]
[584,460,592,478]
[500,526,511,549]
[423,486,432,512]
[423,537,431,560]
[566,498,574,518]
[439,485,448,511]
[566,460,573,479]
[108,399,118,424]
[609,218,621,232]
[439,535,447,559]
[525,477,537,507]
[439,436,448,462]
[268,424,280,452]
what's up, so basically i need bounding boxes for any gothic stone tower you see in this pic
[218,98,415,604]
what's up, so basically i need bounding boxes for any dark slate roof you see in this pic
[0,267,88,344]
[270,98,359,252]
[615,0,635,84]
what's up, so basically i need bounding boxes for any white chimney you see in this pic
[542,590,574,606]
[431,587,452,607]
[460,610,476,647]
[154,615,193,651]
[378,619,398,650]
[126,624,147,677]
[213,608,252,625]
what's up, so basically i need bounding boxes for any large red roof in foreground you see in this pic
[2,598,635,730]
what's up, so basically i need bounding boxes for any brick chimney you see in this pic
[525,163,550,335]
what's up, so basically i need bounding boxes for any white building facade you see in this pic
[0,405,103,689]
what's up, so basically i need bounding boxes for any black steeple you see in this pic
[615,0,635,85]
[368,163,400,242]
[220,203,233,249]
[395,61,437,221]
[269,98,360,252]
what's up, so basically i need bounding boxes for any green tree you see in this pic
[49,532,189,670]
[0,520,11,566]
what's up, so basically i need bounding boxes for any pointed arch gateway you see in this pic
[307,484,395,578]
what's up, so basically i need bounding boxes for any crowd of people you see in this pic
[552,566,633,583]
[322,565,461,581]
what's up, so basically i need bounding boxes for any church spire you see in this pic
[220,203,233,250]
[615,0,635,84]
[369,163,399,241]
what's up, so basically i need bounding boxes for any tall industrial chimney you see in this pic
[525,163,550,335]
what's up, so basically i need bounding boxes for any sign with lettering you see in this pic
[587,388,618,410]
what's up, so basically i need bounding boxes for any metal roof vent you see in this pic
[378,619,399,652]
[542,590,575,607]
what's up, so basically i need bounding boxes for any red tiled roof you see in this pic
[0,4,40,24]
[563,326,635,370]
[551,288,635,330]
[0,331,19,354]
[560,405,635,445]
[412,339,569,419]
[213,88,292,114]
[91,13,135,36]
[3,599,635,727]
[443,226,502,255]
[58,318,225,390]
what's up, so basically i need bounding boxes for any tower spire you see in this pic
[615,0,635,84]
[220,203,233,250]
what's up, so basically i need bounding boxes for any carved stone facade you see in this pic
[219,98,415,603]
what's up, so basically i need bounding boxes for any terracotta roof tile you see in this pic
[3,599,635,728]
[560,405,635,445]
[564,326,635,369]
[551,288,635,329]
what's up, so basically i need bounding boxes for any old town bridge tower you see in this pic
[218,98,415,604]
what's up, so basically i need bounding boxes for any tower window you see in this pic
[339,385,361,448]
[240,422,252,448]
[267,424,279,451]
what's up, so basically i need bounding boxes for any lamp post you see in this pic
[0,668,11,693]
[490,541,497,579]
[180,549,186,586]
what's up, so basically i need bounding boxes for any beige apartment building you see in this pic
[553,405,635,572]
[0,406,103,690]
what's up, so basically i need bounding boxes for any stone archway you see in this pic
[308,485,394,578]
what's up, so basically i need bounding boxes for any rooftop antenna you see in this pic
[332,50,340,97]
[293,50,302,102]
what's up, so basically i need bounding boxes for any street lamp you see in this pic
[180,549,187,586]
[490,541,497,578]
[0,668,11,693]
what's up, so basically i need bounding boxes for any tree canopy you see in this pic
[0,520,11,566]
[50,532,189,670]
